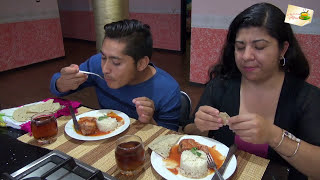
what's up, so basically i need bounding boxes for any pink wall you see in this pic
[190,28,227,83]
[190,0,320,88]
[297,34,320,87]
[130,13,181,51]
[57,0,181,51]
[59,11,95,41]
[0,0,64,72]
[0,19,65,71]
[58,0,95,41]
[130,0,181,50]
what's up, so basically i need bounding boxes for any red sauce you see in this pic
[168,168,178,175]
[165,145,181,166]
[164,144,225,176]
[209,145,224,169]
[107,112,123,122]
[76,129,111,136]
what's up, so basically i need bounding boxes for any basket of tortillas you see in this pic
[12,99,61,122]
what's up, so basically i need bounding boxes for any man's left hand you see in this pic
[132,97,157,125]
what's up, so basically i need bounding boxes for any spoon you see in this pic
[79,70,104,80]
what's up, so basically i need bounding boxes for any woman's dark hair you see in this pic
[104,19,153,63]
[209,3,309,80]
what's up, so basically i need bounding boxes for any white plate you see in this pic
[151,135,237,180]
[64,109,130,141]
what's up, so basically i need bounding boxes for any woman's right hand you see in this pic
[56,64,88,93]
[194,105,224,132]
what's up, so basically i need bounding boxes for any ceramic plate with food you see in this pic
[65,109,130,141]
[150,135,237,180]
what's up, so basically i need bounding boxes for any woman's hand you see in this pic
[56,64,88,92]
[228,113,276,144]
[194,106,224,132]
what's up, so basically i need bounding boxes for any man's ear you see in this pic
[137,56,150,71]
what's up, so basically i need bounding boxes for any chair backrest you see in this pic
[179,91,192,127]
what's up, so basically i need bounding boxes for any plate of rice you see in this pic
[65,109,130,141]
[151,135,237,180]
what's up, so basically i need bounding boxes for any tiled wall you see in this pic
[190,28,320,87]
[130,13,180,51]
[57,0,95,41]
[0,19,64,71]
[58,0,181,51]
[129,0,181,51]
[296,34,320,87]
[0,0,64,72]
[190,28,227,84]
[190,0,320,88]
[59,11,95,41]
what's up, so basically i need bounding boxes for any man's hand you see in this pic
[132,97,157,125]
[194,106,224,132]
[56,64,88,93]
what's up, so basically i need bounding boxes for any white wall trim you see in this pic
[291,19,320,35]
[0,10,59,24]
[192,14,231,29]
[192,14,320,35]
[129,8,181,14]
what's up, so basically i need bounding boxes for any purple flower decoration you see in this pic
[20,121,32,135]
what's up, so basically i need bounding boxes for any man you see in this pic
[50,19,181,131]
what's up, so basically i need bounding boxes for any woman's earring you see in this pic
[280,56,286,66]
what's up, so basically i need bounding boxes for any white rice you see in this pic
[179,150,208,178]
[96,117,118,132]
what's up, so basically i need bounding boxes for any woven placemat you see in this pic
[17,107,170,179]
[17,107,270,180]
[231,150,269,180]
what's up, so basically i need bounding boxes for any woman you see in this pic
[184,3,320,179]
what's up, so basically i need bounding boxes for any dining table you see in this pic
[2,106,289,180]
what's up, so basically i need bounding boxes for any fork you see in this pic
[207,153,225,180]
[79,70,104,80]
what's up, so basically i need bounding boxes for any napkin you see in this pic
[0,98,81,134]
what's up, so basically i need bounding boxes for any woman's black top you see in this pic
[188,72,320,179]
